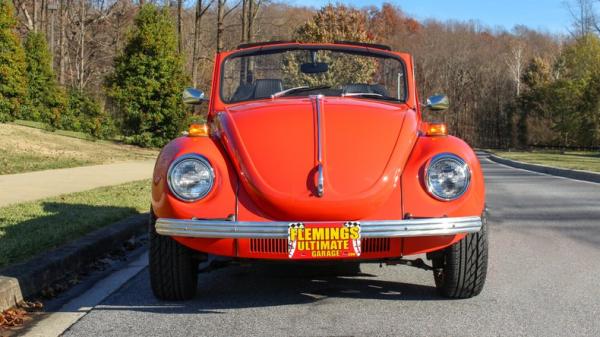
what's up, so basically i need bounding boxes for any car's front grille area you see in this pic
[362,238,391,253]
[250,238,287,254]
[249,238,392,255]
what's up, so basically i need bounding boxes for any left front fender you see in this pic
[151,136,238,221]
[402,135,485,219]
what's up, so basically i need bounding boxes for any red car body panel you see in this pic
[219,98,417,220]
[151,42,485,260]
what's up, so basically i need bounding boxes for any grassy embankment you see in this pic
[0,122,157,268]
[493,150,600,173]
[0,122,157,175]
[0,180,151,268]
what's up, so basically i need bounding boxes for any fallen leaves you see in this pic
[0,301,43,330]
[0,308,26,328]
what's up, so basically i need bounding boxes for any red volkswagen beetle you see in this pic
[150,41,488,300]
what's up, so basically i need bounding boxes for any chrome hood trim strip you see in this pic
[311,94,325,198]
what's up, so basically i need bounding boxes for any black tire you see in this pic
[149,211,199,301]
[431,213,488,299]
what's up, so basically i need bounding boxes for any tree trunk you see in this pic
[79,0,85,90]
[241,0,247,43]
[43,0,49,35]
[216,0,225,52]
[49,5,55,54]
[246,0,261,42]
[177,0,183,53]
[247,0,254,42]
[58,0,66,85]
[192,0,203,87]
[33,0,39,32]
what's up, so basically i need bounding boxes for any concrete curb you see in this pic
[488,154,600,184]
[0,213,148,312]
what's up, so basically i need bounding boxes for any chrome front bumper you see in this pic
[155,216,482,239]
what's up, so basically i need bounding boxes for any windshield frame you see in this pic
[218,44,408,105]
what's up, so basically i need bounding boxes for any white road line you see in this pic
[22,252,149,337]
[480,157,600,186]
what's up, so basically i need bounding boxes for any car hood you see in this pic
[216,97,418,220]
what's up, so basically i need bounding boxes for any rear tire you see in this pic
[431,213,488,299]
[149,211,199,301]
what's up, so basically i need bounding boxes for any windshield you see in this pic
[220,48,407,104]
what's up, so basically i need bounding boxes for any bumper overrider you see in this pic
[155,216,482,239]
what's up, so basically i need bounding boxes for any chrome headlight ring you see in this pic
[425,153,471,201]
[167,154,215,202]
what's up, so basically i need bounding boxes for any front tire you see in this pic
[149,211,199,301]
[431,213,488,299]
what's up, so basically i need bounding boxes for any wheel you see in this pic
[431,212,488,299]
[149,211,199,301]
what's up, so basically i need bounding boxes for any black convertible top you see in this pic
[236,40,392,51]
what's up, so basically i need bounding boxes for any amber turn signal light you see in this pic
[188,123,209,137]
[424,122,448,137]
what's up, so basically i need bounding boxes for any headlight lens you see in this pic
[425,153,471,201]
[167,155,214,202]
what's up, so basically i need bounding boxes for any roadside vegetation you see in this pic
[493,150,600,173]
[0,123,157,175]
[1,1,599,150]
[0,179,150,268]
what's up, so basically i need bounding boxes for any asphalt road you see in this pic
[61,156,600,337]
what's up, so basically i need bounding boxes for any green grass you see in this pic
[12,119,49,130]
[494,150,600,173]
[14,119,103,141]
[0,152,91,175]
[0,180,151,268]
[0,123,157,175]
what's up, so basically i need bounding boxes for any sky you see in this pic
[291,0,573,35]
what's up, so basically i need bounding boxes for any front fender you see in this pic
[402,135,485,218]
[401,135,485,255]
[151,136,238,221]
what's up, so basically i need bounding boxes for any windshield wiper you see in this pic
[271,85,331,98]
[342,92,383,98]
[342,92,399,101]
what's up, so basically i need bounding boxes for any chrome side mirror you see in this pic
[425,95,449,111]
[183,88,207,105]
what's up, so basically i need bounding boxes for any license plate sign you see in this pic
[288,222,361,259]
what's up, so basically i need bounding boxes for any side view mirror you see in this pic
[183,88,207,105]
[425,95,449,111]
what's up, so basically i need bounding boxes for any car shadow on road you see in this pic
[94,263,445,314]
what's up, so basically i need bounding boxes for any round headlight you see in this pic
[167,154,214,202]
[425,153,471,201]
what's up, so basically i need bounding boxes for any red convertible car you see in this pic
[150,41,488,300]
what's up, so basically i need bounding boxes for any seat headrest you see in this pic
[254,79,284,99]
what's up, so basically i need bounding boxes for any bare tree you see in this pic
[33,0,39,31]
[177,0,183,53]
[216,0,225,52]
[78,0,85,90]
[216,0,240,52]
[240,0,247,43]
[192,0,213,87]
[506,40,525,97]
[567,0,598,36]
[15,0,35,31]
[246,0,262,42]
[58,0,67,84]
